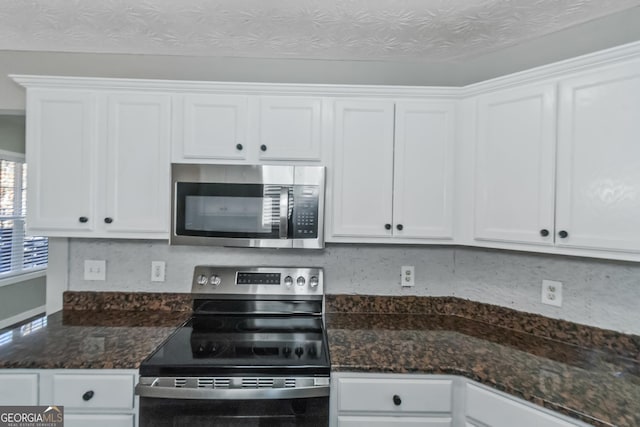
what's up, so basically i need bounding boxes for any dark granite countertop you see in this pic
[0,310,190,369]
[326,310,640,427]
[1,292,639,427]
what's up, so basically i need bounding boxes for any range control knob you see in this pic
[296,276,306,287]
[196,274,209,286]
[284,276,294,287]
[294,347,304,358]
[209,275,222,286]
[309,276,319,288]
[283,347,292,358]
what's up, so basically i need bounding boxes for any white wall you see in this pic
[64,240,640,335]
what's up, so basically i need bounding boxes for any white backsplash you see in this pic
[67,239,640,334]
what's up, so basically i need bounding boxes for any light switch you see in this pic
[84,260,106,281]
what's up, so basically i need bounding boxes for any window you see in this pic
[0,155,48,277]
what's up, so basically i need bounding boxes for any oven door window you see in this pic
[176,183,292,238]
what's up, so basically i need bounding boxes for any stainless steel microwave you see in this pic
[171,164,325,249]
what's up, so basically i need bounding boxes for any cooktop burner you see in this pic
[138,266,330,378]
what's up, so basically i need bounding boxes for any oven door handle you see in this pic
[279,187,289,239]
[135,383,329,400]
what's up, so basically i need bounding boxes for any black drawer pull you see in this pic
[104,217,113,224]
[236,143,243,151]
[393,394,401,406]
[82,390,94,401]
[79,216,88,223]
[558,230,569,239]
[540,229,549,237]
[396,224,403,231]
[260,144,267,152]
[385,224,391,230]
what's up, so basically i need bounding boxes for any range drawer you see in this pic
[52,373,135,411]
[337,377,452,414]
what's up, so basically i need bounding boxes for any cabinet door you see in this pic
[65,414,133,427]
[258,97,322,161]
[556,60,640,253]
[181,94,248,160]
[26,90,96,233]
[394,101,455,239]
[474,84,557,245]
[332,100,395,237]
[104,94,171,236]
[466,384,580,427]
[0,374,38,405]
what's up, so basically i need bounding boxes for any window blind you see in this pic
[0,159,48,277]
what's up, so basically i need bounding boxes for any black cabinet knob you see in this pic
[396,224,403,231]
[393,395,402,406]
[385,224,391,230]
[82,390,94,401]
[236,143,243,151]
[260,144,267,152]
[78,216,88,223]
[104,217,113,224]
[540,229,549,237]
[558,230,569,238]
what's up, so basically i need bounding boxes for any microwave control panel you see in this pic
[292,186,319,239]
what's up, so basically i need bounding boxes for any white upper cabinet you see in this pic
[330,99,455,242]
[178,94,248,160]
[556,60,640,253]
[474,84,557,245]
[26,90,97,233]
[394,101,455,239]
[257,96,323,161]
[103,94,171,235]
[174,94,323,163]
[25,89,171,239]
[332,100,395,238]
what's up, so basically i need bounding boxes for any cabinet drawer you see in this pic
[338,378,452,414]
[466,384,579,427]
[65,414,134,427]
[52,374,134,410]
[0,374,38,405]
[338,416,452,426]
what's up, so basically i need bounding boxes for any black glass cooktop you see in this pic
[139,315,330,377]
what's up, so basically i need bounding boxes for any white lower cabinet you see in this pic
[65,414,134,427]
[331,373,592,427]
[338,416,452,426]
[0,369,138,427]
[465,383,581,427]
[51,373,135,411]
[0,373,39,405]
[331,373,456,427]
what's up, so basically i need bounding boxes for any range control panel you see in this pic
[192,266,323,296]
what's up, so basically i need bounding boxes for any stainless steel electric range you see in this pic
[136,266,330,427]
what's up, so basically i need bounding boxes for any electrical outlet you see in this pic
[541,280,562,307]
[151,261,166,282]
[84,260,106,281]
[401,266,415,287]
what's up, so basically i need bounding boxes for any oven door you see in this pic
[137,378,329,427]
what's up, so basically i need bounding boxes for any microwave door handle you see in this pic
[279,187,289,239]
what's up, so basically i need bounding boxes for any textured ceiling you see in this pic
[1,0,639,62]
